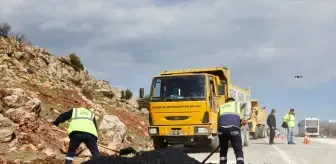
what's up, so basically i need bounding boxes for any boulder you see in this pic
[98,115,127,155]
[0,113,15,142]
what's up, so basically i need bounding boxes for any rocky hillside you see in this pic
[0,37,151,163]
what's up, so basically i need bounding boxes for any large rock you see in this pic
[0,113,15,142]
[98,115,127,155]
[1,88,28,108]
[1,88,41,129]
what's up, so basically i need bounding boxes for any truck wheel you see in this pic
[253,126,259,139]
[153,137,167,149]
[258,126,263,138]
[259,125,265,138]
[262,127,267,138]
[240,131,245,146]
[210,135,220,150]
[244,129,250,146]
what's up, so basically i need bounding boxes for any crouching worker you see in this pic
[52,101,100,164]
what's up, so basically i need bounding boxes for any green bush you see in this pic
[69,53,84,71]
[0,22,30,44]
[120,90,125,99]
[137,94,150,110]
[0,22,11,37]
[121,89,133,100]
[124,89,133,100]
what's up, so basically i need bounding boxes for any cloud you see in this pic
[1,0,336,93]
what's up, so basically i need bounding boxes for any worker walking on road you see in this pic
[52,101,100,164]
[267,109,276,144]
[283,109,296,144]
[217,97,247,164]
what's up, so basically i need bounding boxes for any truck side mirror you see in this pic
[218,84,225,95]
[139,88,144,98]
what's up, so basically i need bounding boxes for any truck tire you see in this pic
[244,130,250,146]
[153,137,167,149]
[241,131,245,146]
[263,127,267,138]
[241,127,249,146]
[259,125,266,138]
[210,135,220,150]
[258,126,263,138]
[253,126,259,139]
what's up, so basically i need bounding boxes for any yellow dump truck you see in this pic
[248,100,267,139]
[139,67,253,149]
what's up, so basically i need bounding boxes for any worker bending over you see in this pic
[217,97,250,164]
[52,101,100,164]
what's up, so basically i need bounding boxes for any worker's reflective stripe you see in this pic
[220,125,240,128]
[220,157,227,160]
[65,157,74,160]
[237,157,244,161]
[72,108,94,120]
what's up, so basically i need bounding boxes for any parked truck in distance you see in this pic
[248,100,267,139]
[139,67,252,149]
[298,117,319,137]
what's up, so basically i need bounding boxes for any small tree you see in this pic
[137,94,150,110]
[0,22,11,37]
[120,90,125,99]
[0,22,30,44]
[11,32,28,44]
[69,53,84,71]
[124,89,133,100]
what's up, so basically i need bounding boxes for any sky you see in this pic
[1,0,336,129]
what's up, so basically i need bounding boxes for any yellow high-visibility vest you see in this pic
[67,108,98,137]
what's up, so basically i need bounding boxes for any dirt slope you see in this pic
[0,37,152,163]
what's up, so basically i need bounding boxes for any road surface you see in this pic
[187,137,336,164]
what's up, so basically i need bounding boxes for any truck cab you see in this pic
[139,67,251,149]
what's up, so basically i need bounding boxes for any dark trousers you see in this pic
[218,127,244,164]
[65,132,100,164]
[269,126,275,143]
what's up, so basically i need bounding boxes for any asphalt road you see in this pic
[187,137,336,164]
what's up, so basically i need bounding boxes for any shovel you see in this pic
[201,145,221,164]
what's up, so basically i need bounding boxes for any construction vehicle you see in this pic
[139,67,253,149]
[298,117,320,137]
[248,100,267,139]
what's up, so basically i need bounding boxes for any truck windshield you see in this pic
[150,75,206,101]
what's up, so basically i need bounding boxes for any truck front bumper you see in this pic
[148,125,214,137]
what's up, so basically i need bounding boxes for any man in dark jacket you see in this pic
[52,101,100,164]
[267,109,276,144]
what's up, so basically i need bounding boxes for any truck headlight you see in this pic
[148,127,158,135]
[195,127,209,134]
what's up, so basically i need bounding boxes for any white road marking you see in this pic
[264,138,297,164]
